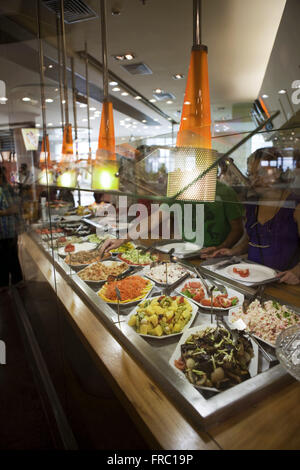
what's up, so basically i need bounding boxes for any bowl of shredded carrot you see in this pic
[97,275,154,305]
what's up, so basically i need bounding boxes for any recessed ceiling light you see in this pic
[154,88,163,94]
[22,97,31,102]
[173,74,184,80]
[154,119,159,122]
[79,103,87,108]
[62,100,66,104]
[0,97,8,102]
[121,92,129,96]
[124,53,134,60]
[48,123,53,126]
[278,89,287,94]
[168,118,172,121]
[45,98,53,103]
[90,107,96,111]
[262,94,269,99]
[149,99,156,103]
[109,81,118,86]
[114,55,125,61]
[142,120,147,123]
[112,87,120,92]
[184,101,191,105]
[134,96,142,100]
[183,117,187,121]
[48,64,53,69]
[166,100,173,104]
[36,123,41,127]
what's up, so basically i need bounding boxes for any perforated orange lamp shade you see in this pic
[40,134,52,168]
[97,101,116,161]
[177,46,212,149]
[259,97,270,119]
[61,123,74,155]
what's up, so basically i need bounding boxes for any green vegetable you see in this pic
[272,301,280,310]
[182,289,193,298]
[231,298,238,306]
[192,369,206,376]
[283,311,290,318]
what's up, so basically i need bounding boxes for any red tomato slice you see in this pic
[233,267,250,278]
[65,244,75,253]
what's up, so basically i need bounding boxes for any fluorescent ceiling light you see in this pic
[154,88,163,94]
[22,97,31,102]
[149,99,156,103]
[121,92,129,96]
[45,98,53,103]
[135,96,142,100]
[262,94,269,99]
[109,81,118,86]
[112,87,120,92]
[278,89,287,94]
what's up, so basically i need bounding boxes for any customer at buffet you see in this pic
[99,180,244,260]
[0,166,24,292]
[206,147,300,285]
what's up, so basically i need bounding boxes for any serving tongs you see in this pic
[106,274,122,327]
[223,315,276,364]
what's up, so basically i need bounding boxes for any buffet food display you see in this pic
[97,275,153,304]
[128,295,196,337]
[229,299,300,347]
[172,326,255,391]
[31,205,300,426]
[77,260,128,282]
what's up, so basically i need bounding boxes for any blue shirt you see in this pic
[0,184,19,239]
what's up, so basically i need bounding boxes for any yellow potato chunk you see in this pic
[139,324,149,335]
[128,315,137,327]
[149,314,158,327]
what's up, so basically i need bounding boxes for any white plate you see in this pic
[157,242,202,256]
[227,308,276,348]
[169,324,259,389]
[97,276,155,306]
[175,277,244,311]
[127,296,198,339]
[142,263,189,287]
[58,242,97,257]
[59,215,83,222]
[222,263,276,284]
[76,260,130,284]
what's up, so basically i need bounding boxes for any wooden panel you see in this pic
[209,382,300,450]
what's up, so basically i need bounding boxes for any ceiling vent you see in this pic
[42,0,97,24]
[121,63,153,75]
[152,91,176,101]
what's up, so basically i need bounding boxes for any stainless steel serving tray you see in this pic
[31,230,297,430]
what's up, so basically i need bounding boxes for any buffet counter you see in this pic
[19,231,300,450]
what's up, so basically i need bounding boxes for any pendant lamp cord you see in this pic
[193,0,202,46]
[100,0,109,102]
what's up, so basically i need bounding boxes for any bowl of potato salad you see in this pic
[127,295,198,338]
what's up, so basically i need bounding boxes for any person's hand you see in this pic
[200,246,217,259]
[99,238,127,257]
[202,247,234,259]
[276,270,300,285]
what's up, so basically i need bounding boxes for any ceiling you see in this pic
[0,0,287,147]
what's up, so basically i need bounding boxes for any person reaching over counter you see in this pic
[99,180,244,261]
[207,148,300,285]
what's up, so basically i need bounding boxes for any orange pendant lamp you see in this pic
[168,0,217,202]
[176,45,211,149]
[38,134,54,185]
[92,0,118,190]
[39,134,52,169]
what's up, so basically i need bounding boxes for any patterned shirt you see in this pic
[0,184,19,239]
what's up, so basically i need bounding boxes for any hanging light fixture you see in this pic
[167,0,217,201]
[57,0,77,188]
[92,0,119,191]
[36,0,54,188]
